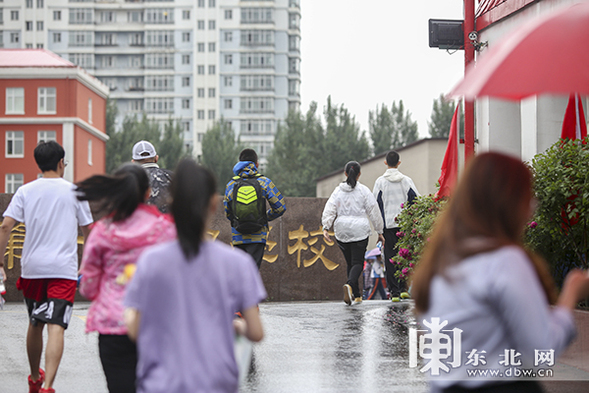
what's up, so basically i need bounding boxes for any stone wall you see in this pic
[1,195,350,302]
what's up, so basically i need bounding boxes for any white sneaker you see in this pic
[352,297,362,305]
[343,284,353,305]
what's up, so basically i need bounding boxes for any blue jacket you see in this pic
[224,162,286,245]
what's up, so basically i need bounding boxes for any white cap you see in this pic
[132,141,157,160]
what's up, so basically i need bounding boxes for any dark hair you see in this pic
[386,151,400,167]
[239,148,258,163]
[34,141,65,172]
[412,152,557,313]
[76,163,150,222]
[344,161,361,188]
[171,159,217,259]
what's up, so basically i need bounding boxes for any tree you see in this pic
[390,100,418,148]
[158,118,190,170]
[428,94,457,138]
[266,103,324,197]
[201,119,242,193]
[369,104,394,156]
[323,96,371,174]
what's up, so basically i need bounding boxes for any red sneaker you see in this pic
[39,389,55,393]
[28,369,45,393]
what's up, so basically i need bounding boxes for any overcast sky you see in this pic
[300,0,465,139]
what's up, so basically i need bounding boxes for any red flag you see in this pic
[561,94,587,140]
[436,105,459,198]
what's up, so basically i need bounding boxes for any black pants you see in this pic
[337,238,369,298]
[383,227,405,296]
[235,242,266,269]
[98,334,137,393]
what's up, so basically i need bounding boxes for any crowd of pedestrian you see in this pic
[2,141,589,393]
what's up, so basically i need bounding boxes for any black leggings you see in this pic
[98,334,137,393]
[337,238,369,298]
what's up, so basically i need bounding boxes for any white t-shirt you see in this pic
[3,178,93,280]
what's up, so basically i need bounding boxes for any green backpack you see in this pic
[231,175,268,234]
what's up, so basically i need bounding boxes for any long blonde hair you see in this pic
[412,152,557,313]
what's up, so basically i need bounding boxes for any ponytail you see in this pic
[344,161,361,189]
[76,163,149,222]
[171,159,217,259]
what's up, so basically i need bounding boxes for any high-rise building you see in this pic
[0,0,301,164]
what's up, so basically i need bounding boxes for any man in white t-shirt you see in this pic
[0,141,93,393]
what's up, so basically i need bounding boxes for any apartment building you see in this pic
[0,0,301,164]
[0,49,108,192]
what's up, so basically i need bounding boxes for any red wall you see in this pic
[74,125,106,182]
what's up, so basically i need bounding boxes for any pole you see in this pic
[463,0,475,161]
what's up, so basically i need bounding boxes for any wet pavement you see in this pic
[1,300,588,393]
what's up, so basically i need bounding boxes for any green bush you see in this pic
[391,194,447,281]
[526,138,589,287]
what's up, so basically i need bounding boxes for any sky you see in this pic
[300,0,465,139]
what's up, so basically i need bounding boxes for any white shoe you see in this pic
[343,284,353,305]
[352,297,362,305]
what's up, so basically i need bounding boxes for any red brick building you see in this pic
[0,49,109,192]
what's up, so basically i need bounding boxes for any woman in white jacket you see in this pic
[322,161,385,305]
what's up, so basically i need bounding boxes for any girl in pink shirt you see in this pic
[77,163,176,393]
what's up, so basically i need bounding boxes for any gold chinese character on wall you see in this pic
[288,225,338,271]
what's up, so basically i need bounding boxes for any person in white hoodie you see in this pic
[372,151,420,300]
[322,161,385,305]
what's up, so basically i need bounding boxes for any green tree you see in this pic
[266,103,324,197]
[428,94,457,138]
[323,96,370,174]
[201,119,242,193]
[157,118,190,170]
[391,100,419,148]
[369,104,394,156]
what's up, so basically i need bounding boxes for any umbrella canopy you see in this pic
[450,2,589,100]
[364,248,381,259]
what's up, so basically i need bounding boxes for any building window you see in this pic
[224,76,232,87]
[11,10,18,21]
[69,8,94,24]
[26,44,33,49]
[6,88,24,114]
[197,42,205,52]
[53,10,61,21]
[224,32,233,42]
[145,31,174,46]
[225,10,232,20]
[182,32,190,42]
[241,30,274,46]
[240,97,274,113]
[241,8,273,24]
[100,11,115,23]
[145,76,174,92]
[182,77,190,87]
[197,65,205,75]
[69,31,94,47]
[181,54,190,65]
[240,53,274,68]
[208,65,215,74]
[36,21,43,30]
[182,121,190,132]
[87,139,92,165]
[198,0,205,7]
[26,0,33,8]
[101,56,114,68]
[224,99,232,109]
[100,33,116,46]
[289,57,300,74]
[0,11,3,26]
[209,0,216,7]
[224,54,232,64]
[5,131,24,157]
[128,11,143,22]
[289,35,300,51]
[10,33,19,43]
[26,21,33,31]
[144,98,174,114]
[241,119,274,135]
[197,110,205,119]
[208,42,216,52]
[69,53,94,68]
[145,53,173,69]
[182,10,190,20]
[5,174,24,194]
[197,88,204,98]
[145,8,173,24]
[241,75,274,91]
[37,0,44,8]
[208,88,215,98]
[208,20,216,30]
[38,87,57,114]
[197,20,204,30]
[53,33,61,43]
[38,131,56,143]
[88,98,92,123]
[208,110,215,120]
[130,33,143,46]
[129,100,143,112]
[36,44,43,49]
[182,99,190,109]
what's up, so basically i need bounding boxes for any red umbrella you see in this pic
[450,2,589,100]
